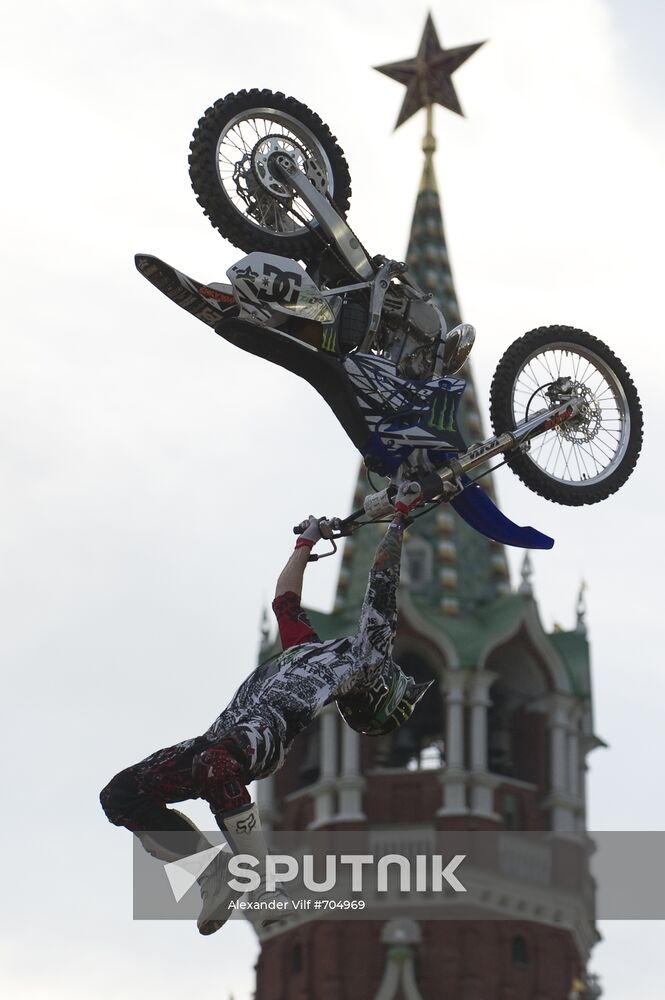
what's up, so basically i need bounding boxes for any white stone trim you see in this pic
[334,719,366,822]
[307,703,338,828]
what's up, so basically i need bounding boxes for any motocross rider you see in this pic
[100,481,431,934]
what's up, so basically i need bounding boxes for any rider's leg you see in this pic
[100,736,213,858]
[194,727,292,927]
[217,799,292,922]
[101,736,248,936]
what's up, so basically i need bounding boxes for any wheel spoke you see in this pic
[572,439,586,481]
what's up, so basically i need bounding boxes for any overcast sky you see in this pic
[1,1,663,997]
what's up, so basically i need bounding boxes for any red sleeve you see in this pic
[272,591,321,649]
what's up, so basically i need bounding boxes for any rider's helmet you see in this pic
[336,661,433,736]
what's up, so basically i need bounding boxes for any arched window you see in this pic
[486,635,550,783]
[385,653,443,769]
[511,934,529,968]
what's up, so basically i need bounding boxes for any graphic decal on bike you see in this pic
[321,327,338,352]
[343,354,466,459]
[228,252,337,327]
[230,261,303,307]
[428,390,457,433]
[198,286,236,304]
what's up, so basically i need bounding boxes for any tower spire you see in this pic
[420,102,437,193]
[369,13,510,614]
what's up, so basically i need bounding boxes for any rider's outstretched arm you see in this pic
[273,517,331,650]
[371,510,409,572]
[274,546,312,600]
[274,516,328,599]
[370,482,423,574]
[351,483,423,666]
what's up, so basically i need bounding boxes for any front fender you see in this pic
[450,482,554,550]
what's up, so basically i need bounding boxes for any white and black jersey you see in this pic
[204,560,399,780]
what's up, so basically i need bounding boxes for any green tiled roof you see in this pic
[549,629,591,698]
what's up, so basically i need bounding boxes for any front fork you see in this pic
[436,397,581,487]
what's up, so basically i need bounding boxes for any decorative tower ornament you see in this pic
[374,13,485,128]
[576,580,588,634]
[518,551,534,596]
[374,918,425,1000]
[259,604,270,648]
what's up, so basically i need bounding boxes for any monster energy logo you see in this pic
[321,326,337,352]
[428,392,456,432]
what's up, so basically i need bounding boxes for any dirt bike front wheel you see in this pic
[489,326,643,505]
[188,89,352,261]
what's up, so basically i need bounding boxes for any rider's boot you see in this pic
[194,847,239,935]
[133,811,238,936]
[218,801,294,928]
[132,809,212,865]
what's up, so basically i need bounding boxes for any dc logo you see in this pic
[236,814,257,834]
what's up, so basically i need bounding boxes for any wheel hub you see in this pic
[555,381,602,444]
[252,134,327,199]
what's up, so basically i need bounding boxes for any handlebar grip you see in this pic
[293,516,329,535]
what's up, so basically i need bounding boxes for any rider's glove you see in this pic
[393,481,423,515]
[295,516,330,550]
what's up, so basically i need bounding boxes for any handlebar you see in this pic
[291,472,445,547]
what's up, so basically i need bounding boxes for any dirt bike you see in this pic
[135,89,642,550]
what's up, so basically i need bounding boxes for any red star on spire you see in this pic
[374,13,485,128]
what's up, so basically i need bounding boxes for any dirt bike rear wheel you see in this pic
[189,89,352,260]
[489,326,642,505]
